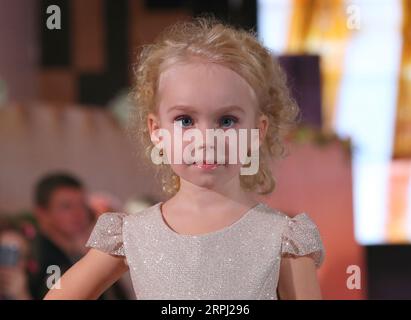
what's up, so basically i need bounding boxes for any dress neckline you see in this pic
[155,201,265,239]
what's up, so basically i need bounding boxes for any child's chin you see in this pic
[190,178,220,190]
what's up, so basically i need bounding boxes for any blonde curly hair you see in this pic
[129,16,300,196]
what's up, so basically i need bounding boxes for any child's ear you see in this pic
[257,114,269,145]
[147,113,161,143]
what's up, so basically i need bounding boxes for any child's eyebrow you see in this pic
[167,105,246,114]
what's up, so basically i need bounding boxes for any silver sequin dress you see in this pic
[85,202,325,300]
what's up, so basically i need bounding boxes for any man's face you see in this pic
[40,187,90,238]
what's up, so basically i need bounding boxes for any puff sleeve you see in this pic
[281,213,325,268]
[85,212,127,256]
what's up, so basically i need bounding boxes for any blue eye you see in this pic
[220,116,238,128]
[174,115,193,128]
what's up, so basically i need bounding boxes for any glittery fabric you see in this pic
[281,214,325,268]
[85,202,325,300]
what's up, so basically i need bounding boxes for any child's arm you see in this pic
[44,212,129,299]
[277,256,322,300]
[44,248,128,300]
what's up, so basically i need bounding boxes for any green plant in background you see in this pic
[286,124,354,161]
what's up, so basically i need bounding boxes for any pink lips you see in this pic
[192,161,220,170]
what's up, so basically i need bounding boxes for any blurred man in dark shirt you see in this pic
[29,172,128,300]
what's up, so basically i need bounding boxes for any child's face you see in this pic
[148,60,268,191]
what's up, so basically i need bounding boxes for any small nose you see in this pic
[193,122,219,161]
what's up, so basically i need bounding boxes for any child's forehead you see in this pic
[159,60,241,83]
[157,61,258,110]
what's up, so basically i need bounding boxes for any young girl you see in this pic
[44,17,325,300]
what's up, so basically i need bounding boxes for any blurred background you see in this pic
[0,0,410,299]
